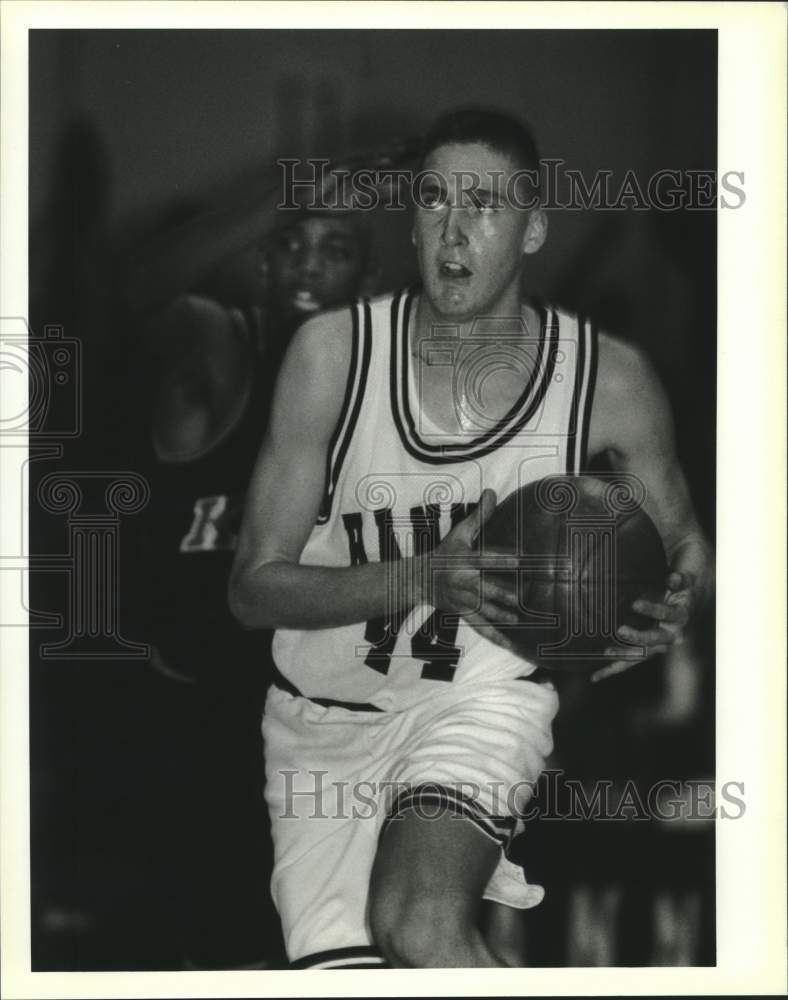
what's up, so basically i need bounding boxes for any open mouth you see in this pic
[290,290,321,312]
[439,261,472,279]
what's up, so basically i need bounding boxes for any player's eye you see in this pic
[324,242,354,262]
[417,183,447,210]
[278,234,302,255]
[467,191,501,214]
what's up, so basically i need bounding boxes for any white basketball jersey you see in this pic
[273,288,598,710]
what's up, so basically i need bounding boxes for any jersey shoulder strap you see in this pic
[562,310,599,475]
[316,297,374,524]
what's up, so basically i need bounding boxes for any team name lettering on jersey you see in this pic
[341,502,476,682]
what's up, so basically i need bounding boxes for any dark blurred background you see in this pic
[28,29,716,970]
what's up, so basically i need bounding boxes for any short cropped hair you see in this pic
[420,107,541,184]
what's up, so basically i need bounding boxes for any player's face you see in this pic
[413,142,545,321]
[268,215,368,325]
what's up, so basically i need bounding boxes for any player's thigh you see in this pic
[369,807,501,929]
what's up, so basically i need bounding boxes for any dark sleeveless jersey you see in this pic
[143,303,278,685]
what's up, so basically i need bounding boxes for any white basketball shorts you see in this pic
[262,674,559,967]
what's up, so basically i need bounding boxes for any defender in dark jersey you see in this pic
[132,186,380,968]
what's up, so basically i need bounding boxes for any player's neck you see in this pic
[411,287,532,353]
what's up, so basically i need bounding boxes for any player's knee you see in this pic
[370,891,474,967]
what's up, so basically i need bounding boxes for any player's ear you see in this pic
[522,209,548,255]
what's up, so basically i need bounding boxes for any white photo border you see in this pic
[1,2,785,996]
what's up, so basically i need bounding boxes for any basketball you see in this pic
[482,475,668,672]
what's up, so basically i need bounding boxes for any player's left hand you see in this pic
[590,570,700,683]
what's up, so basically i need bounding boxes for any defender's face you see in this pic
[413,142,544,321]
[268,215,367,325]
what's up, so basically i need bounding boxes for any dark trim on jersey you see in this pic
[271,664,551,712]
[151,299,262,465]
[382,783,517,852]
[317,299,372,524]
[271,664,383,713]
[389,287,559,465]
[579,320,599,471]
[565,313,585,476]
[565,315,599,475]
[289,945,387,970]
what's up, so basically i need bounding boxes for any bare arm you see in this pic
[124,170,281,316]
[228,310,520,638]
[588,335,714,668]
[228,309,418,629]
[124,139,422,318]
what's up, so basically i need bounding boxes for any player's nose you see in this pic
[298,246,325,279]
[440,207,467,247]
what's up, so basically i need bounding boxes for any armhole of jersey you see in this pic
[316,299,372,525]
[151,301,256,465]
[565,315,599,476]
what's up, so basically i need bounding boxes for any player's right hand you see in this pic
[426,489,522,653]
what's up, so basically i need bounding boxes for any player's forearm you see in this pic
[124,178,277,314]
[669,532,715,597]
[228,556,429,630]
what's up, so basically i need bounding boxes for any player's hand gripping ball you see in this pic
[481,475,668,673]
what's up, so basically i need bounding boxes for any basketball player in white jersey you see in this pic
[230,109,713,968]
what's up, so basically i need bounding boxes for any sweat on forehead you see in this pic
[416,142,541,212]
